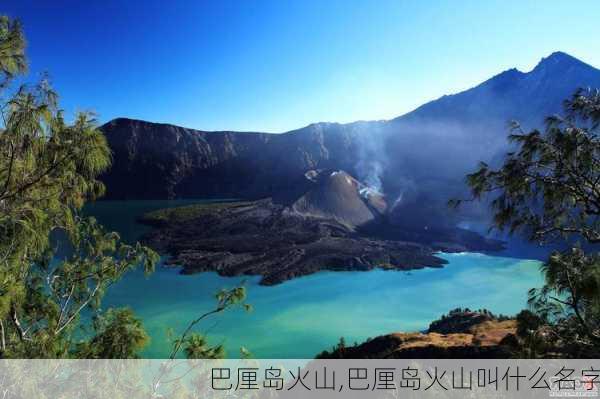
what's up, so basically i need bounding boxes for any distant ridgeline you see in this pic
[100,52,600,227]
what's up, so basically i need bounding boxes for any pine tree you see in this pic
[455,89,600,357]
[0,16,159,358]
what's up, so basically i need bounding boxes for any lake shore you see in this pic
[85,200,543,358]
[136,199,504,285]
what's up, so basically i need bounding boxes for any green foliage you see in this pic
[141,201,252,224]
[0,16,26,87]
[0,15,252,361]
[324,337,345,358]
[168,285,251,360]
[528,249,600,345]
[458,89,600,357]
[182,333,225,359]
[239,346,252,359]
[148,286,251,397]
[438,307,510,321]
[0,16,158,358]
[515,309,545,338]
[76,308,149,359]
[454,89,600,244]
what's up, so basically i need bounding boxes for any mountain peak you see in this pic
[532,51,594,72]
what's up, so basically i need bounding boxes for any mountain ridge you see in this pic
[104,51,598,135]
[99,51,600,227]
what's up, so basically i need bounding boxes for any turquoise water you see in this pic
[85,200,544,359]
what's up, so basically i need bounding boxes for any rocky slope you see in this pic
[290,170,386,228]
[100,118,366,200]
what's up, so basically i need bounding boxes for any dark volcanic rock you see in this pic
[139,198,446,286]
[138,169,504,285]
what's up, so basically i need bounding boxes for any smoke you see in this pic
[354,122,387,193]
[359,161,383,192]
[358,186,380,200]
[345,113,516,230]
[340,68,586,227]
[390,192,403,211]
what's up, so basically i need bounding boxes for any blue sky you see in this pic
[3,1,600,132]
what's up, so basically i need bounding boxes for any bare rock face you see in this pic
[99,118,363,200]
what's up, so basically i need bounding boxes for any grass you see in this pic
[390,319,517,349]
[141,200,253,223]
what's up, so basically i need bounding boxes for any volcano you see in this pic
[100,52,600,210]
[290,169,387,228]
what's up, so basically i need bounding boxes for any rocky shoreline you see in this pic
[137,197,503,285]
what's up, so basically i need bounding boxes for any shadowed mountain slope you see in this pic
[100,52,600,228]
